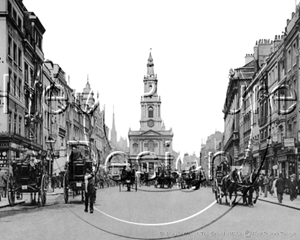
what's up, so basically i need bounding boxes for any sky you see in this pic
[24,0,298,155]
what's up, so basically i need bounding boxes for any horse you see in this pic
[221,168,240,206]
[239,171,259,207]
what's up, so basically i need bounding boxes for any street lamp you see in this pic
[46,136,56,191]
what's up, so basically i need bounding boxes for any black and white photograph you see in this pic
[0,0,300,239]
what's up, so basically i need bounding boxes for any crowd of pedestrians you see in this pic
[51,172,64,191]
[258,172,299,204]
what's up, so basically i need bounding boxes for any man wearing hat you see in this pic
[84,168,95,213]
[289,174,298,201]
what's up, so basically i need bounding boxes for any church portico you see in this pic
[128,52,174,169]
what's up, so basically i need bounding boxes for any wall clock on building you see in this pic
[148,120,154,127]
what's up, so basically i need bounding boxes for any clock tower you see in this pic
[140,52,163,131]
[128,52,174,170]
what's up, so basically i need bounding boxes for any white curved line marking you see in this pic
[94,200,217,226]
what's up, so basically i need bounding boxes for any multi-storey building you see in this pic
[0,0,45,170]
[221,4,300,181]
[222,59,256,166]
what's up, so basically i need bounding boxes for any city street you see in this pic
[1,186,299,240]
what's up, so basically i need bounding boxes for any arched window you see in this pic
[133,143,138,154]
[148,140,154,152]
[148,107,153,118]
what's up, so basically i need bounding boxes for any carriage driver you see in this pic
[84,167,95,214]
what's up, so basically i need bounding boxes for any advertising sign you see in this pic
[284,138,295,147]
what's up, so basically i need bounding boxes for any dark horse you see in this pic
[221,168,240,206]
[240,171,259,207]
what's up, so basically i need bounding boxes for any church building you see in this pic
[128,52,174,172]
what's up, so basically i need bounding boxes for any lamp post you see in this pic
[46,136,56,191]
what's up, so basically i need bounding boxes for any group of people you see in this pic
[50,172,64,190]
[258,172,299,203]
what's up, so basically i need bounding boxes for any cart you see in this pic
[7,150,48,206]
[63,141,93,203]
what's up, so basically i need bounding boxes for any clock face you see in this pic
[148,120,154,127]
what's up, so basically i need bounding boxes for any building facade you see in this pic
[220,4,300,180]
[0,0,46,171]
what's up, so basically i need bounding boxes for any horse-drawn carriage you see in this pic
[6,149,48,206]
[154,165,175,189]
[63,141,94,203]
[210,151,259,207]
[106,163,137,192]
[178,165,206,190]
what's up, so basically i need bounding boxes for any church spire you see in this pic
[110,105,117,145]
[112,105,116,130]
[147,51,154,76]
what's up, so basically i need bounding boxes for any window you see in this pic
[18,48,22,68]
[12,9,17,21]
[8,112,11,132]
[133,143,138,154]
[148,140,154,152]
[13,74,17,96]
[18,78,21,99]
[19,116,22,134]
[8,36,12,57]
[14,113,17,133]
[8,68,12,93]
[13,42,17,62]
[24,63,28,83]
[30,68,34,86]
[287,48,291,71]
[18,17,22,29]
[148,107,153,118]
[293,42,297,66]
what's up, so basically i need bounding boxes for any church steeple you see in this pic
[82,74,94,106]
[110,105,117,145]
[147,52,155,76]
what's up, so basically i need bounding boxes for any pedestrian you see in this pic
[263,174,269,197]
[1,170,8,198]
[84,167,95,213]
[272,176,278,198]
[51,173,57,191]
[269,174,274,196]
[275,173,285,203]
[258,174,264,195]
[289,174,298,201]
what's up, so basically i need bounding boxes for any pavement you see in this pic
[256,192,300,210]
[0,188,64,209]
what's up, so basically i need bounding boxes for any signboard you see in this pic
[284,138,295,147]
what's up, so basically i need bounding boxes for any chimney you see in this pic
[245,53,254,65]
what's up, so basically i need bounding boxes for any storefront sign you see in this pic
[278,156,287,162]
[284,138,295,147]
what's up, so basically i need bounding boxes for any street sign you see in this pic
[284,138,295,147]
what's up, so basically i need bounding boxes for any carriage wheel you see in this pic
[39,175,47,206]
[7,175,15,206]
[63,173,69,203]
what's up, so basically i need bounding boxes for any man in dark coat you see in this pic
[275,173,285,204]
[84,168,95,213]
[289,174,297,201]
